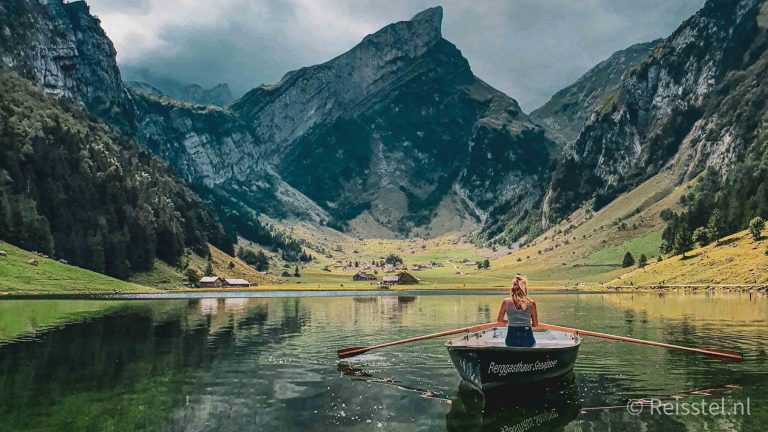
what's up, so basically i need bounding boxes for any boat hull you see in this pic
[446,329,580,391]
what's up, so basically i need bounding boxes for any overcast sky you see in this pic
[87,0,704,111]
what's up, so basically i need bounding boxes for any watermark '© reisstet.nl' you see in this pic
[626,398,752,416]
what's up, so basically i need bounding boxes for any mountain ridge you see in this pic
[232,6,554,238]
[543,0,767,226]
[530,39,662,147]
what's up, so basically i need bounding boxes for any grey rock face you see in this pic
[129,91,261,187]
[233,6,553,239]
[543,0,767,225]
[232,7,446,161]
[0,0,132,127]
[181,83,234,107]
[530,40,661,147]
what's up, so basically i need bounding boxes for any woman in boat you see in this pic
[496,274,538,347]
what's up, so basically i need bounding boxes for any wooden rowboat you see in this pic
[445,327,580,391]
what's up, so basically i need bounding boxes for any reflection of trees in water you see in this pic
[0,309,202,430]
[0,299,295,432]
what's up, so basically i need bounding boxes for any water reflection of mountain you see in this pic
[446,373,581,432]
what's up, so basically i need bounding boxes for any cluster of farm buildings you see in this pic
[197,276,251,288]
[350,260,445,286]
[352,270,421,286]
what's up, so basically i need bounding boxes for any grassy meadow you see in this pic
[610,228,768,286]
[0,241,152,295]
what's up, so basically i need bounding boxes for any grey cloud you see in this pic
[90,0,151,14]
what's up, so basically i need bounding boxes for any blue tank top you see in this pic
[506,300,532,327]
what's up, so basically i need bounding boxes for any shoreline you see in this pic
[604,284,768,294]
[1,283,766,299]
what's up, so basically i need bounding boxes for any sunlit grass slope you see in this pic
[0,241,152,294]
[610,228,768,286]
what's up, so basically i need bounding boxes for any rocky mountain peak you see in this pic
[182,82,233,106]
[411,6,443,26]
[358,6,443,57]
[231,5,552,238]
[232,6,454,160]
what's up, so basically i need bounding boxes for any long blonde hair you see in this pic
[509,274,530,310]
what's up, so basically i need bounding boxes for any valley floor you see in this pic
[2,223,767,296]
[2,174,766,296]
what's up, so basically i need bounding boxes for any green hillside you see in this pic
[610,228,768,286]
[0,241,153,294]
[0,66,232,279]
[482,171,685,284]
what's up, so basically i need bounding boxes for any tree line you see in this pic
[660,167,768,256]
[196,188,311,264]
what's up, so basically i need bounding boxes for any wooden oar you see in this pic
[537,323,743,361]
[337,322,499,359]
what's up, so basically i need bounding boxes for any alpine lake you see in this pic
[0,290,765,432]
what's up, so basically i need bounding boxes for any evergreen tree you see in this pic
[622,252,635,268]
[707,209,725,243]
[294,265,301,277]
[673,225,694,257]
[204,260,213,276]
[237,247,269,271]
[692,227,709,247]
[637,253,648,269]
[255,250,269,271]
[749,216,765,240]
[0,69,229,279]
[87,232,106,274]
[185,268,200,286]
[482,259,490,269]
[659,239,671,255]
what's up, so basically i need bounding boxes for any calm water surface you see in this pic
[0,291,765,431]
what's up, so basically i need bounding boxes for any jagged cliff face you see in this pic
[17,0,766,247]
[0,0,133,127]
[129,91,261,187]
[233,7,553,237]
[233,8,446,157]
[0,0,319,229]
[543,0,768,225]
[530,40,661,147]
[128,89,330,222]
[0,1,249,183]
